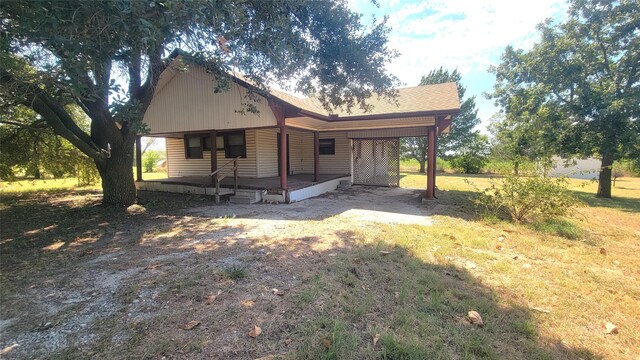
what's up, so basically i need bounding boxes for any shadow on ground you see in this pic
[0,190,603,359]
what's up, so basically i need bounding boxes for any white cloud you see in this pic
[382,0,568,85]
[348,0,568,128]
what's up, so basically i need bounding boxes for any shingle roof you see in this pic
[267,83,460,119]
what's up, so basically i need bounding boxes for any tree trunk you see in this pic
[514,161,519,175]
[418,159,426,173]
[596,153,614,198]
[97,140,136,205]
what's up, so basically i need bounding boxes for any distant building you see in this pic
[548,156,600,179]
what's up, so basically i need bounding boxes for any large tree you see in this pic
[0,0,398,205]
[490,0,640,198]
[401,68,480,173]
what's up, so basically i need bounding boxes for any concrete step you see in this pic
[228,189,262,204]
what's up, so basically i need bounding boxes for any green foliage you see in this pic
[221,266,247,281]
[476,175,577,222]
[0,106,98,181]
[401,68,481,172]
[449,133,490,174]
[489,0,640,197]
[529,218,583,240]
[75,157,100,186]
[420,68,481,158]
[142,150,164,173]
[482,158,538,176]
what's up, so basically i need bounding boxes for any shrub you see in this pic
[76,156,100,186]
[142,150,164,173]
[477,175,577,222]
[450,153,487,174]
[449,133,490,174]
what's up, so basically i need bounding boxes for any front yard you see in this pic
[0,174,638,359]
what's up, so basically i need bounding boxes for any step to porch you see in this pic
[228,189,262,204]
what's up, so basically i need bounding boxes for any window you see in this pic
[203,136,224,151]
[225,131,246,158]
[319,138,335,155]
[185,135,203,159]
[185,131,246,159]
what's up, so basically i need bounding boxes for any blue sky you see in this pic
[347,0,569,132]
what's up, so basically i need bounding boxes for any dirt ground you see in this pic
[2,180,638,360]
[0,186,431,359]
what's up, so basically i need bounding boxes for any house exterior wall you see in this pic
[255,128,278,177]
[165,130,258,178]
[319,132,352,175]
[164,128,419,180]
[144,66,277,135]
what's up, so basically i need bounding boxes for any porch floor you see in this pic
[139,174,350,191]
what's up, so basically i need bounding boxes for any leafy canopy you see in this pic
[401,68,480,172]
[489,0,640,197]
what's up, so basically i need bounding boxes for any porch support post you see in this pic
[279,126,288,190]
[314,131,320,182]
[210,131,218,186]
[135,135,142,182]
[426,126,437,200]
[269,100,288,191]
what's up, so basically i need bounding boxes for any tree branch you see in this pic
[0,119,48,130]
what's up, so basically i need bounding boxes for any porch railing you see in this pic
[210,156,241,203]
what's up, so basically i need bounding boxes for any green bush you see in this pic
[449,133,489,174]
[76,156,100,186]
[450,153,487,174]
[142,150,164,173]
[477,175,577,222]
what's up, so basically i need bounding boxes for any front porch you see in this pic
[137,173,349,192]
[135,173,352,203]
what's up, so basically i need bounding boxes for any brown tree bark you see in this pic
[418,160,426,174]
[96,135,136,205]
[596,152,614,198]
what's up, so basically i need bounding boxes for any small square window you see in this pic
[319,138,335,155]
[225,132,246,158]
[185,135,203,159]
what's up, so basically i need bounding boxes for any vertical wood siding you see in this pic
[144,66,277,134]
[165,131,257,178]
[255,128,278,177]
[319,132,351,175]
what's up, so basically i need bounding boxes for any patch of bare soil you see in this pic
[0,187,432,359]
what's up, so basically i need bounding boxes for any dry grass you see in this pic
[0,174,638,359]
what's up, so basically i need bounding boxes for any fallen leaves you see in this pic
[599,247,607,255]
[468,311,484,327]
[271,288,286,296]
[322,338,332,349]
[206,290,222,305]
[602,322,618,334]
[241,299,256,308]
[248,325,262,338]
[181,320,200,330]
[531,306,551,313]
[379,251,391,256]
[373,333,380,347]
